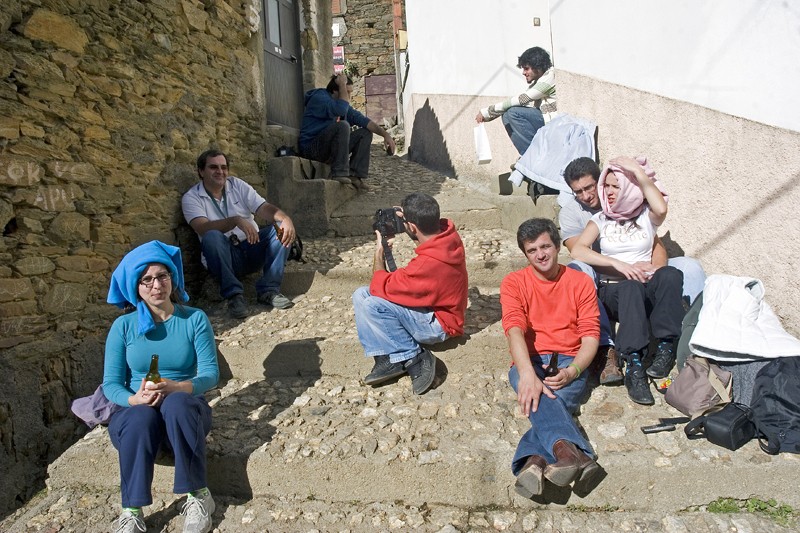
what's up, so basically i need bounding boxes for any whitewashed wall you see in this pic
[551,0,800,133]
[402,1,800,333]
[402,0,552,192]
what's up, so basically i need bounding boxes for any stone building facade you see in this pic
[0,0,333,514]
[332,0,400,124]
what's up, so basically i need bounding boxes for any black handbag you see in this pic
[684,402,756,451]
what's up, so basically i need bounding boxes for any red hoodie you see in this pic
[369,219,468,336]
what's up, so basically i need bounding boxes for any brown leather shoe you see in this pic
[544,440,590,486]
[514,454,547,498]
[599,346,623,385]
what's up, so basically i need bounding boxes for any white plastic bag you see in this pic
[473,123,492,164]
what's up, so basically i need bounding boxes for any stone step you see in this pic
[264,145,556,239]
[46,368,800,514]
[196,228,531,304]
[5,485,797,532]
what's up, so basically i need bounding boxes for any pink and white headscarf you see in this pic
[598,156,668,221]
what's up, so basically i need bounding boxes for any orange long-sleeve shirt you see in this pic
[500,265,599,357]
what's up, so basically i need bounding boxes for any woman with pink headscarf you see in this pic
[571,156,685,406]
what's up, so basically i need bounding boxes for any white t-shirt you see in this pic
[590,207,657,275]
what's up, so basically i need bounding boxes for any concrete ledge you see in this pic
[266,156,358,237]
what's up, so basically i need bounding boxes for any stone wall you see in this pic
[0,0,280,514]
[334,0,397,116]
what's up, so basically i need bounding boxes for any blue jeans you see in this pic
[108,393,212,508]
[509,355,594,475]
[502,106,545,155]
[667,256,705,304]
[352,286,448,363]
[201,226,289,299]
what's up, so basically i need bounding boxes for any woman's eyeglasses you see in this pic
[140,273,171,288]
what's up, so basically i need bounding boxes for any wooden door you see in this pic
[263,0,303,130]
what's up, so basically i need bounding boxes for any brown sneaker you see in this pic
[599,346,623,385]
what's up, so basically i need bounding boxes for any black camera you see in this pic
[373,208,405,238]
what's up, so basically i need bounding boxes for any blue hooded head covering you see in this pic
[107,240,190,336]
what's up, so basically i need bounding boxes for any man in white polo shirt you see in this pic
[182,149,296,319]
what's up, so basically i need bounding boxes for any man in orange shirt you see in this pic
[500,218,600,498]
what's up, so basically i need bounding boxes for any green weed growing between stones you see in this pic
[707,497,796,526]
[565,503,621,513]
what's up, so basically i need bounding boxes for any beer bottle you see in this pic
[145,354,162,383]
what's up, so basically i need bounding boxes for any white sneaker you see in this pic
[181,492,215,533]
[114,509,146,533]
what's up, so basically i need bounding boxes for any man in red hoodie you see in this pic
[353,193,468,395]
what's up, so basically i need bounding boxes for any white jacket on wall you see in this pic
[689,274,800,362]
[508,113,596,207]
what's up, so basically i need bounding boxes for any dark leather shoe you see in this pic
[363,355,406,386]
[403,348,436,395]
[543,440,582,486]
[646,339,676,378]
[514,454,547,498]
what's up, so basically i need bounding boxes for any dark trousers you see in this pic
[301,121,373,179]
[108,392,212,508]
[598,266,685,355]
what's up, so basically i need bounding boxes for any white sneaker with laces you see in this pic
[114,509,146,533]
[181,492,215,533]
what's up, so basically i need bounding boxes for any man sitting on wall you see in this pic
[353,193,468,396]
[559,156,706,383]
[501,218,600,498]
[475,46,557,155]
[299,72,396,192]
[182,149,296,319]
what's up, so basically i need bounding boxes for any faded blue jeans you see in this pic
[509,354,594,475]
[201,226,289,299]
[352,286,448,363]
[502,106,545,155]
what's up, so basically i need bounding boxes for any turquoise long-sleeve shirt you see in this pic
[102,305,219,407]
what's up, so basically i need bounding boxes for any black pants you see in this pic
[300,121,373,179]
[598,266,685,355]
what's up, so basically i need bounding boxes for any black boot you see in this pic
[646,339,677,379]
[624,353,654,405]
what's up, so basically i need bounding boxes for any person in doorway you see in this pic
[182,149,295,319]
[501,218,600,498]
[475,46,556,155]
[103,240,219,533]
[299,73,396,191]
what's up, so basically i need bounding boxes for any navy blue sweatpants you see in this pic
[108,392,212,508]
